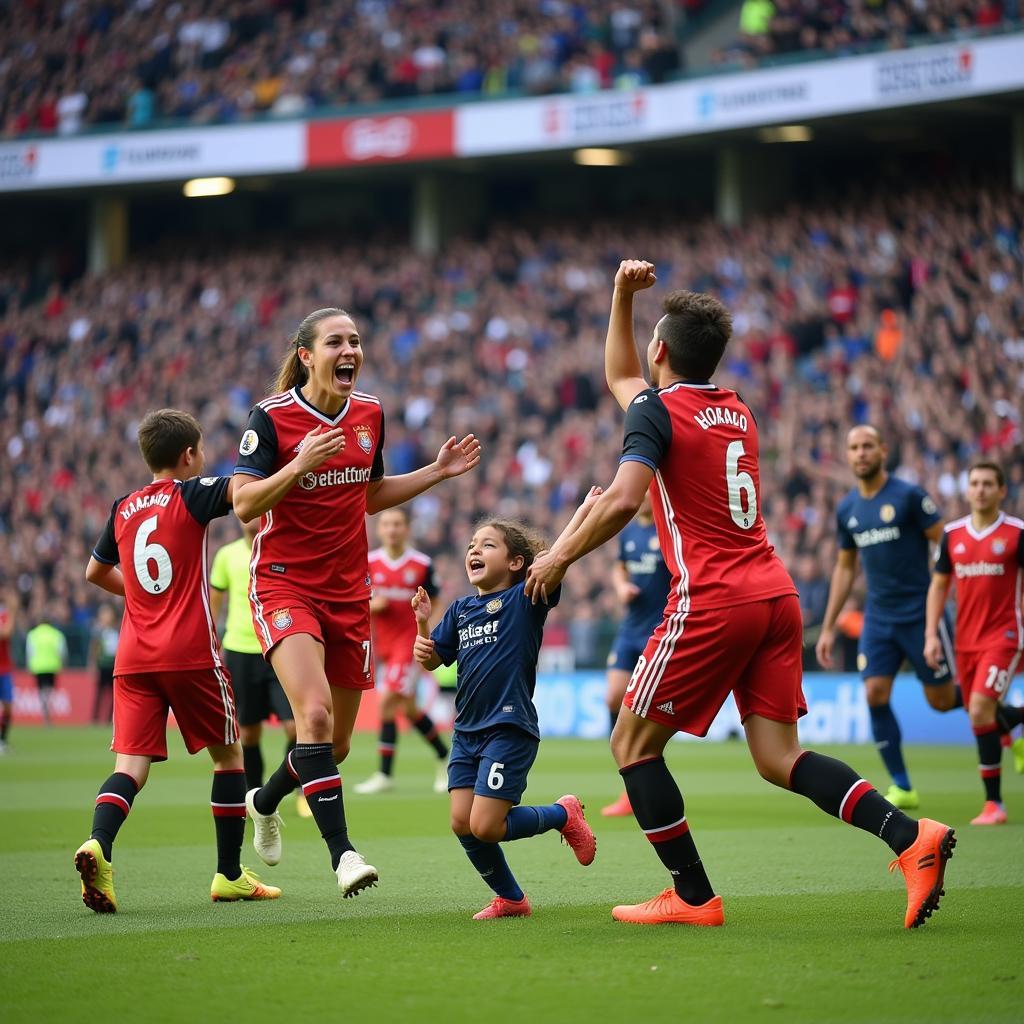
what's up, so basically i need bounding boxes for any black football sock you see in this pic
[412,711,448,759]
[457,834,524,901]
[90,772,139,860]
[211,769,246,879]
[295,742,354,869]
[620,757,715,905]
[253,747,300,814]
[379,721,397,776]
[995,703,1024,734]
[242,744,264,789]
[973,724,1003,803]
[788,751,918,855]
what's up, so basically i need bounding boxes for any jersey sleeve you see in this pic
[836,503,855,551]
[210,546,229,591]
[180,476,232,526]
[1017,530,1024,568]
[234,406,279,479]
[423,560,440,599]
[933,531,952,574]
[91,499,123,565]
[370,409,386,481]
[620,390,671,471]
[430,600,460,666]
[911,486,941,532]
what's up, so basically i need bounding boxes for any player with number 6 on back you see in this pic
[524,260,955,930]
[233,307,481,899]
[79,409,280,912]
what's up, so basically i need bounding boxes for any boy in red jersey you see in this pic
[77,409,279,912]
[526,260,955,930]
[925,460,1024,825]
[355,507,449,795]
[234,307,480,898]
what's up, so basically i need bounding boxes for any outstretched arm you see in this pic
[606,259,657,411]
[365,435,481,515]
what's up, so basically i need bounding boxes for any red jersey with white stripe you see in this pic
[234,388,385,601]
[369,547,438,662]
[935,512,1024,652]
[91,476,232,674]
[620,382,796,611]
[0,605,11,673]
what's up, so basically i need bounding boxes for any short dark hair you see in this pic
[137,409,202,472]
[474,518,546,584]
[968,459,1005,487]
[656,290,733,379]
[379,506,410,524]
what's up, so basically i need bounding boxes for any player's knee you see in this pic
[968,702,996,730]
[752,754,790,789]
[470,820,507,844]
[863,679,891,706]
[450,813,471,836]
[300,703,333,739]
[239,724,261,746]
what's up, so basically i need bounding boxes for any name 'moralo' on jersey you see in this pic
[299,466,371,490]
[693,406,749,432]
[954,561,1005,578]
[852,526,901,547]
[119,492,171,520]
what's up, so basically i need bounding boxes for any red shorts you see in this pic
[623,594,806,736]
[956,647,1022,702]
[377,661,420,697]
[250,590,374,691]
[112,667,238,761]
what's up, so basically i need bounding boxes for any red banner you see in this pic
[306,110,454,167]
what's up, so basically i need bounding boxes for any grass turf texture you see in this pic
[2,728,1022,1023]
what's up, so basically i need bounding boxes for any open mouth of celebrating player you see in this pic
[468,557,486,577]
[334,362,355,386]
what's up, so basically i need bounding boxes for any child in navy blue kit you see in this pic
[412,498,600,920]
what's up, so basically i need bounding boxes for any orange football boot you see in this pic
[888,817,956,928]
[970,801,1007,826]
[473,893,532,920]
[612,888,724,926]
[601,792,633,818]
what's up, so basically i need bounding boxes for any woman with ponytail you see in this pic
[232,307,482,898]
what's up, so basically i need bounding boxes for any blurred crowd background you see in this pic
[2,174,1021,667]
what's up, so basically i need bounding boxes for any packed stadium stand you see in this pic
[2,174,1021,662]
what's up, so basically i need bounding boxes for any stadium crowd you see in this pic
[0,0,682,137]
[1,176,1022,665]
[724,0,1013,67]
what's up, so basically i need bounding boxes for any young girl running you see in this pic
[412,497,600,920]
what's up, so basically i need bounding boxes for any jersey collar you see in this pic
[292,387,350,426]
[658,378,716,393]
[966,510,1005,541]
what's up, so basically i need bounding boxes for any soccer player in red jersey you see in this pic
[233,307,480,897]
[526,260,955,929]
[925,460,1024,825]
[354,507,449,796]
[77,409,280,912]
[0,589,15,753]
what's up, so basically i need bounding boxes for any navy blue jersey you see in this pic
[431,580,560,739]
[618,519,672,635]
[836,476,940,624]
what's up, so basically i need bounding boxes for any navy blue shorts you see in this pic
[0,672,11,703]
[607,627,650,673]
[859,612,954,686]
[447,725,539,804]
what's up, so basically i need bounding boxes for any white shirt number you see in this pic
[133,515,173,594]
[726,440,757,530]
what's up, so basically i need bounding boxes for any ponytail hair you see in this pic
[475,517,547,583]
[273,307,351,394]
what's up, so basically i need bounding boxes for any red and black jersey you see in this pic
[234,387,385,601]
[369,547,438,663]
[620,383,796,612]
[91,476,232,674]
[0,605,11,674]
[935,512,1024,651]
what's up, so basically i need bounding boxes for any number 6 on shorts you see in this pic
[487,761,505,790]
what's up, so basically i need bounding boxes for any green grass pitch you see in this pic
[2,727,1022,1023]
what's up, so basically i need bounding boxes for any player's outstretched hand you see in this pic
[293,425,345,474]
[923,634,943,671]
[579,485,604,515]
[814,628,835,670]
[436,434,482,479]
[615,580,642,605]
[614,259,657,293]
[525,551,567,606]
[411,585,432,625]
[413,634,436,666]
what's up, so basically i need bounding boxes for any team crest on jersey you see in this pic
[199,477,216,486]
[880,504,895,523]
[272,608,293,630]
[354,425,374,453]
[404,569,417,584]
[847,517,859,529]
[239,430,260,455]
[992,539,1006,555]
[486,598,503,614]
[922,496,937,516]
[648,536,660,551]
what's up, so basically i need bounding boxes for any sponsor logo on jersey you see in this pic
[656,700,675,715]
[486,598,503,614]
[992,539,1006,555]
[119,492,171,520]
[693,405,748,432]
[880,504,896,523]
[502,704,514,713]
[852,526,901,548]
[239,430,259,455]
[270,564,287,574]
[459,619,499,648]
[272,608,293,630]
[354,424,374,454]
[299,466,372,490]
[954,561,1005,578]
